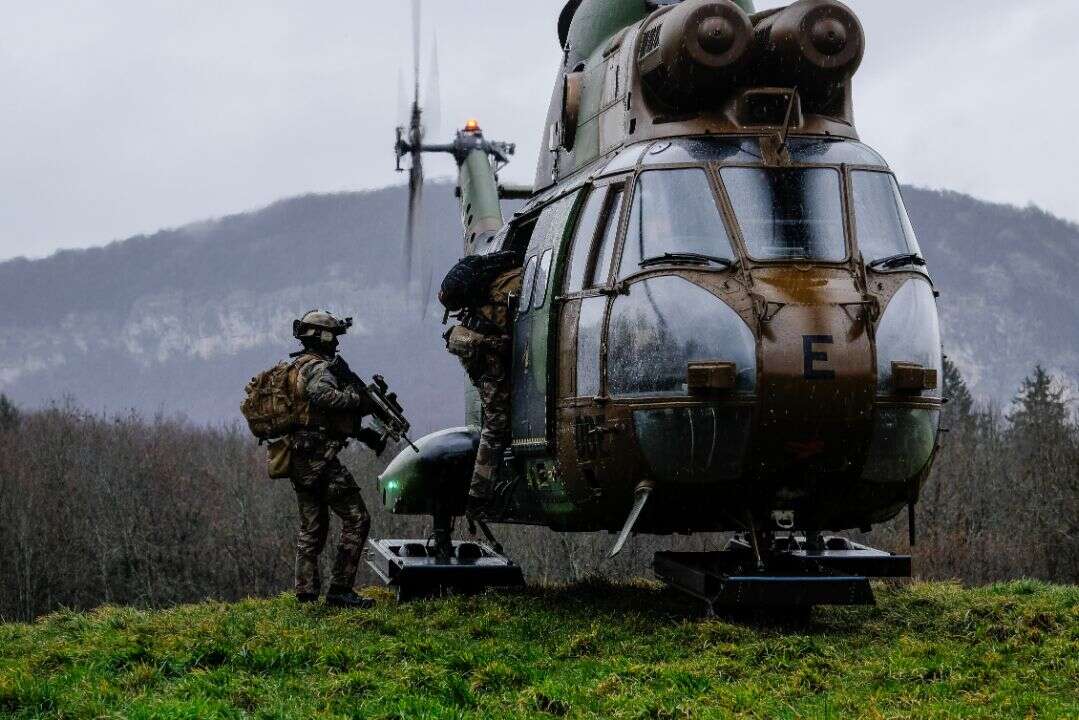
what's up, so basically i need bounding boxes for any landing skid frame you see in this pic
[365,538,525,602]
[653,536,910,615]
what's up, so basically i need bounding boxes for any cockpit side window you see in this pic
[562,184,625,292]
[564,188,606,292]
[518,255,538,316]
[533,249,554,309]
[721,166,846,262]
[587,186,624,288]
[619,168,735,277]
[851,170,923,265]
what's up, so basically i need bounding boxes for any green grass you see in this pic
[1,580,1076,719]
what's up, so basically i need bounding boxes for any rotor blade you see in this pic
[424,36,441,138]
[411,0,421,107]
[397,67,409,129]
[419,263,434,319]
[405,153,423,284]
[421,192,437,318]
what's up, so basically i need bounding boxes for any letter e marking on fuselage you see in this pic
[803,335,836,380]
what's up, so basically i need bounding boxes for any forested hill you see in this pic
[0,182,1076,425]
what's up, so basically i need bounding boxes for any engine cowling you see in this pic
[754,0,864,95]
[638,0,755,110]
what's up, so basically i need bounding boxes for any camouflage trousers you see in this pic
[460,350,511,499]
[289,432,371,595]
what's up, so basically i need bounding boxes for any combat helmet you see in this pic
[293,310,353,344]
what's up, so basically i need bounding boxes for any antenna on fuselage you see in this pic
[778,88,800,149]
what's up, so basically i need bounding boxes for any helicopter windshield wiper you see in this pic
[867,253,926,270]
[639,252,734,269]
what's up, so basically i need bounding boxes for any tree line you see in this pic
[0,361,1075,621]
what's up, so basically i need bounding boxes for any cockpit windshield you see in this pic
[620,168,735,277]
[851,170,923,267]
[721,167,846,262]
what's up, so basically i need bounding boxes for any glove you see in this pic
[345,390,370,413]
[356,427,387,457]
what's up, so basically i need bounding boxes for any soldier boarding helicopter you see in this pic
[368,0,943,612]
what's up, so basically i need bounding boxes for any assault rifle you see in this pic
[329,357,419,452]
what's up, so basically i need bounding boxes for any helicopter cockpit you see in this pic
[524,135,926,270]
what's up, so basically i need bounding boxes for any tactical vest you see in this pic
[474,268,523,336]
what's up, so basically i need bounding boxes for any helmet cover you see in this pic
[293,310,353,343]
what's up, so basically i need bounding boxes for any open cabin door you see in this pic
[509,192,581,454]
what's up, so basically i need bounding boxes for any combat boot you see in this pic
[296,592,319,604]
[325,586,374,609]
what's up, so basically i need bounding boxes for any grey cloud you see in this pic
[1,0,1076,261]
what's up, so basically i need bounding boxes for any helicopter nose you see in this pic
[755,297,875,475]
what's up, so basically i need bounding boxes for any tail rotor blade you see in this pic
[424,36,441,138]
[403,0,430,313]
[419,261,434,319]
[397,67,409,129]
[405,154,423,284]
[419,182,435,318]
[411,0,421,106]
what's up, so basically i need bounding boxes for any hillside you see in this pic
[0,183,1076,424]
[0,186,469,433]
[1,581,1076,719]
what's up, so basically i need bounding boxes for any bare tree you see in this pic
[0,373,1075,621]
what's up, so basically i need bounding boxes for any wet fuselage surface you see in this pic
[504,136,941,534]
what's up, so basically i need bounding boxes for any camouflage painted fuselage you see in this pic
[380,0,942,537]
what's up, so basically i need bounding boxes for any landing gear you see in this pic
[432,505,455,563]
[653,534,910,616]
[366,504,523,602]
[366,537,524,602]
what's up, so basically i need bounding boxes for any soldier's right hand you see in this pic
[345,389,368,411]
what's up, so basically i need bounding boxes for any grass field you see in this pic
[1,580,1076,719]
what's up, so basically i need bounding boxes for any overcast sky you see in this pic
[2,0,1077,262]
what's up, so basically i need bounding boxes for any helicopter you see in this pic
[369,0,943,612]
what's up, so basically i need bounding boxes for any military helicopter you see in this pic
[369,0,943,611]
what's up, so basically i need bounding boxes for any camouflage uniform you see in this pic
[450,268,523,500]
[461,344,512,499]
[289,352,371,596]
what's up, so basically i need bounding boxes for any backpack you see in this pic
[240,356,319,441]
[439,251,518,311]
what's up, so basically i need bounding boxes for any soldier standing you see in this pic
[441,258,523,518]
[287,310,386,607]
